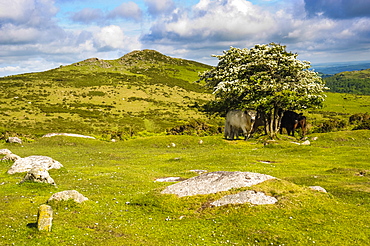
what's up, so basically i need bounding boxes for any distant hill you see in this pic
[323,68,370,95]
[0,50,217,139]
[312,61,370,75]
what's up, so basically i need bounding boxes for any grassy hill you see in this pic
[323,68,370,95]
[1,49,370,140]
[0,50,217,140]
[1,51,370,245]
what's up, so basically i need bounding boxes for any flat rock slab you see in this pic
[161,171,275,197]
[48,190,88,203]
[211,190,278,206]
[42,133,96,139]
[7,155,63,174]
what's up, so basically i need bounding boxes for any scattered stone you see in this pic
[6,137,22,144]
[167,143,176,148]
[309,186,327,193]
[42,133,96,139]
[48,190,88,203]
[291,140,310,146]
[37,204,53,232]
[189,169,208,174]
[161,171,275,197]
[21,167,56,185]
[198,140,203,144]
[211,190,278,206]
[155,177,182,182]
[0,149,12,155]
[312,137,318,141]
[7,155,63,174]
[1,153,21,162]
[301,140,311,146]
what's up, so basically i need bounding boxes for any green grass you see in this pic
[1,130,370,245]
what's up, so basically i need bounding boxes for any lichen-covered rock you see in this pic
[7,155,63,174]
[6,137,22,144]
[0,149,12,155]
[37,204,53,231]
[1,153,21,162]
[21,167,56,185]
[161,171,275,197]
[48,190,88,203]
[211,190,278,206]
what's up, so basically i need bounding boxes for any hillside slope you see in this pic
[324,68,370,95]
[0,50,215,139]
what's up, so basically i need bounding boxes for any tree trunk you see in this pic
[264,107,281,139]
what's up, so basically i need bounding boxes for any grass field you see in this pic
[1,50,370,245]
[1,130,370,245]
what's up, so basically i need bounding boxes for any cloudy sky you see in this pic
[1,0,370,77]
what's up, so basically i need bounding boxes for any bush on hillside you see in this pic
[166,120,222,136]
[313,119,348,133]
[353,120,370,130]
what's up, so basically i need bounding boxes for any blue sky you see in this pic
[1,0,370,77]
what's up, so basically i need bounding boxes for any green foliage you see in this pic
[312,118,348,133]
[199,43,326,138]
[166,119,223,136]
[324,69,370,95]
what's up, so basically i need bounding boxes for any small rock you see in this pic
[48,190,88,203]
[37,204,53,231]
[1,153,21,162]
[0,149,12,155]
[6,137,22,144]
[198,140,203,144]
[309,186,327,193]
[291,142,301,145]
[155,177,182,182]
[21,167,56,185]
[189,169,208,174]
[301,140,311,146]
[312,137,318,141]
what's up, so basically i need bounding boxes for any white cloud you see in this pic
[94,25,141,52]
[109,1,143,22]
[71,8,104,23]
[145,0,175,16]
[145,0,276,42]
[95,25,126,50]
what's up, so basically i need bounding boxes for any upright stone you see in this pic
[37,204,53,232]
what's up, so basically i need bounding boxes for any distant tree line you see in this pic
[324,71,370,95]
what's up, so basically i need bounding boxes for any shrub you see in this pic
[313,119,348,133]
[353,120,370,130]
[166,120,222,136]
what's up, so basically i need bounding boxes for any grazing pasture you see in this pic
[1,50,370,245]
[1,130,370,245]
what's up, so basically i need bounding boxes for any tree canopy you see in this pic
[199,43,327,138]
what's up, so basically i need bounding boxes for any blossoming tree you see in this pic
[199,43,327,138]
